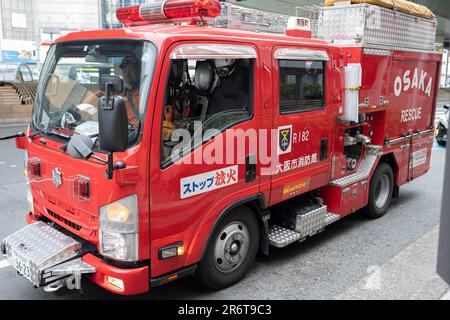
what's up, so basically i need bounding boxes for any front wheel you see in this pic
[195,207,259,290]
[364,162,394,219]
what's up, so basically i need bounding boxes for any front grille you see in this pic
[46,209,82,231]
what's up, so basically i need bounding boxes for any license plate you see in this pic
[11,249,32,282]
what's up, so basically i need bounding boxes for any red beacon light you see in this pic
[116,0,222,27]
[285,17,312,38]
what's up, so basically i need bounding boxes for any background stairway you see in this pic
[0,84,32,124]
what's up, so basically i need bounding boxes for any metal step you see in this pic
[269,225,302,248]
[269,211,341,248]
[324,212,341,226]
[330,151,380,187]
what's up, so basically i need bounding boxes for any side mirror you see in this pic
[444,105,449,110]
[98,75,128,153]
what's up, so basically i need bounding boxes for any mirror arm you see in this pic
[106,152,114,180]
[0,132,25,140]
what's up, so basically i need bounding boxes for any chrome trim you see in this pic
[170,44,258,60]
[363,48,391,56]
[139,2,166,22]
[385,129,434,147]
[274,48,329,61]
[400,144,411,151]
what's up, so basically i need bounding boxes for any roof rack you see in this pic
[210,2,290,34]
[295,3,438,52]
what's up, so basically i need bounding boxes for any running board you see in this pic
[330,147,381,188]
[269,211,341,248]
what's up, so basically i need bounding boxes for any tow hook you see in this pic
[44,271,83,293]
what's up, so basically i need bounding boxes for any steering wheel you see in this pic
[60,111,78,129]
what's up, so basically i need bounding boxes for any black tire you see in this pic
[437,140,446,147]
[195,206,259,290]
[364,162,394,219]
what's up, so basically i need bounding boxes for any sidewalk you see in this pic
[439,88,450,103]
[440,289,450,300]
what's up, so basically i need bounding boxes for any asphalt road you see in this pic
[0,124,447,300]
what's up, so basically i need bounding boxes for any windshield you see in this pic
[32,40,155,145]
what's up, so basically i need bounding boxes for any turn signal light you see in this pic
[106,202,130,222]
[158,242,185,260]
[116,0,221,27]
[27,158,41,179]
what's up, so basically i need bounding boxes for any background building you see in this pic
[0,0,449,85]
[101,0,146,29]
[0,0,100,65]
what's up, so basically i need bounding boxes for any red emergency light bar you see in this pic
[116,0,221,27]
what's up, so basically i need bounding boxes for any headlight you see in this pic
[24,152,33,213]
[99,194,138,261]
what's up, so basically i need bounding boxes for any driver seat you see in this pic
[207,62,248,116]
[193,61,215,120]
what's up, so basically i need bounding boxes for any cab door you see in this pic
[269,47,334,205]
[148,42,263,277]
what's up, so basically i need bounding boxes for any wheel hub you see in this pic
[214,222,249,273]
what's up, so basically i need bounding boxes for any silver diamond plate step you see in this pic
[1,221,94,287]
[293,205,327,238]
[269,212,341,248]
[330,152,379,187]
[324,212,341,226]
[269,225,302,248]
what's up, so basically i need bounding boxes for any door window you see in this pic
[161,58,254,165]
[279,60,325,114]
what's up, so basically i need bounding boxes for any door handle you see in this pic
[245,154,257,183]
[320,138,328,161]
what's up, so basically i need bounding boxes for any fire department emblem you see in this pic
[278,125,292,155]
[52,168,63,188]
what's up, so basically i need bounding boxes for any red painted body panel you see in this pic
[82,254,149,295]
[16,21,440,295]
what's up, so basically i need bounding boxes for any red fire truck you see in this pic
[0,0,441,295]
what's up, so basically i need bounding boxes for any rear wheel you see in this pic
[364,162,394,219]
[195,206,259,290]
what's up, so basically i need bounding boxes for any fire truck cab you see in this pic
[1,0,441,295]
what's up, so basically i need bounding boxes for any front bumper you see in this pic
[1,221,149,295]
[82,254,149,295]
[1,221,95,288]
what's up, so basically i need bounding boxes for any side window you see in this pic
[279,60,325,114]
[161,58,253,165]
